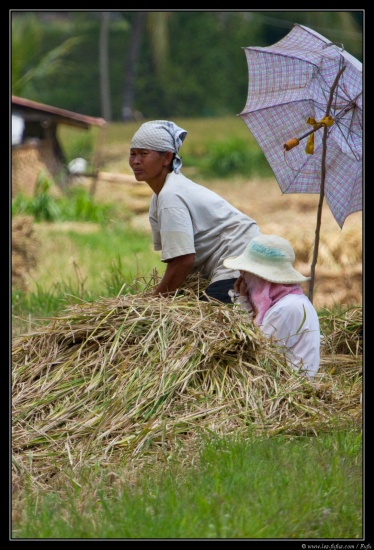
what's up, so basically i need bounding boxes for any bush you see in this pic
[12,173,62,222]
[12,174,123,224]
[189,137,273,178]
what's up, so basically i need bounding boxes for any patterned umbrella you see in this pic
[240,24,362,301]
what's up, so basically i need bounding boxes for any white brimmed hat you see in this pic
[223,234,310,284]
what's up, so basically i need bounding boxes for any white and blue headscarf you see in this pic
[130,120,187,173]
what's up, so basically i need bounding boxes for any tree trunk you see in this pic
[99,12,112,122]
[121,12,147,121]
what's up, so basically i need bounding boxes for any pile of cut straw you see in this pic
[12,289,362,484]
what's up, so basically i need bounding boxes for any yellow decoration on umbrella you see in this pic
[305,116,335,154]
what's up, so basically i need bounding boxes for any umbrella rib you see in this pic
[282,150,319,182]
[329,124,361,161]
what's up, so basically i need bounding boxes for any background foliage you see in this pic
[11,10,363,120]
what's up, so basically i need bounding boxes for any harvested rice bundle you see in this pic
[12,291,362,484]
[319,306,362,356]
[12,215,39,291]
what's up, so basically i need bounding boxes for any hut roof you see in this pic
[12,95,106,130]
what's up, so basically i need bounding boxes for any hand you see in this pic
[233,275,242,293]
[234,275,247,297]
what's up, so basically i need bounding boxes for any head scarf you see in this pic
[130,120,187,173]
[242,272,303,325]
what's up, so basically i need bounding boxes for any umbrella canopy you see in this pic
[240,23,362,229]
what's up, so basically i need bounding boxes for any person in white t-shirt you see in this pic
[129,120,261,302]
[223,234,320,379]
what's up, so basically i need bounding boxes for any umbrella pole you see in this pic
[308,128,327,302]
[308,65,346,303]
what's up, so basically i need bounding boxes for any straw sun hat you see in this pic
[223,234,310,284]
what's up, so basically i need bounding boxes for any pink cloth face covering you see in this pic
[242,271,303,325]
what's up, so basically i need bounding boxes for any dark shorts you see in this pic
[200,278,237,304]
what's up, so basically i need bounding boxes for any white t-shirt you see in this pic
[149,171,260,283]
[260,294,320,379]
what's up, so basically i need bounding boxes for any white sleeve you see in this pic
[159,207,195,261]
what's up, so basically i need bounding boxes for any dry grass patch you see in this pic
[12,278,362,487]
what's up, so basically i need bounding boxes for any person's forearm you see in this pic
[153,254,195,296]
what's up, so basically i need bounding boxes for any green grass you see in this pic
[12,430,362,539]
[12,223,164,335]
[56,224,162,293]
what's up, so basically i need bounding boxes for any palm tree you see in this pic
[11,12,82,98]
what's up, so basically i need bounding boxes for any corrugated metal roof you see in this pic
[12,95,106,129]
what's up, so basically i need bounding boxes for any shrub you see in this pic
[12,174,121,224]
[189,137,273,178]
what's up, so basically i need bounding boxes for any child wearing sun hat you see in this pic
[223,234,320,379]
